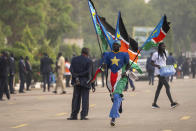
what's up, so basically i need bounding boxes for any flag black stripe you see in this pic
[162,15,170,33]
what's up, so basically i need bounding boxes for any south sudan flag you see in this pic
[115,12,142,73]
[141,15,170,50]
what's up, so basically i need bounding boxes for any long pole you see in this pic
[88,0,112,96]
[129,48,142,67]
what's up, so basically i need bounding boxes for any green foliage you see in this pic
[36,39,56,61]
[46,0,77,46]
[59,44,81,60]
[21,25,37,53]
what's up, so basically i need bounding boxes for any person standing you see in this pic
[151,42,178,109]
[146,52,155,85]
[67,48,95,120]
[8,53,16,94]
[18,56,27,93]
[53,52,66,94]
[0,51,10,100]
[166,52,176,82]
[64,58,71,87]
[40,53,53,92]
[99,58,106,87]
[191,58,196,78]
[25,56,32,91]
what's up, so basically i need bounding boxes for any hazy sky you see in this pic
[144,0,150,3]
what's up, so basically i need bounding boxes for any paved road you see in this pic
[0,79,196,131]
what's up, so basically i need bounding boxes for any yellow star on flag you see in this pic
[111,56,120,66]
[152,29,157,37]
[117,32,120,38]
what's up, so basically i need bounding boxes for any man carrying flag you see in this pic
[88,0,138,126]
[100,40,131,126]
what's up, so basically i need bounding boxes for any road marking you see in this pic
[56,112,67,116]
[144,90,151,93]
[130,93,136,96]
[180,116,191,120]
[12,123,28,128]
[162,130,172,131]
[7,102,14,105]
[37,96,45,100]
[90,104,96,108]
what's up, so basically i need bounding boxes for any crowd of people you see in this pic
[2,42,195,127]
[0,51,76,100]
[0,52,33,100]
[0,41,185,126]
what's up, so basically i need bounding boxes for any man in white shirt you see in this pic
[53,52,66,94]
[151,42,178,109]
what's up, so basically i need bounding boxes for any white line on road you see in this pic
[90,104,96,108]
[55,112,67,116]
[12,123,28,128]
[180,116,191,120]
[130,93,137,96]
[7,102,15,105]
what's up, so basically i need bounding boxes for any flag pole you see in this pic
[129,40,148,67]
[96,31,103,57]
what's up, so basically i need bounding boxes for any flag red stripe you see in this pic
[153,29,166,43]
[110,72,118,92]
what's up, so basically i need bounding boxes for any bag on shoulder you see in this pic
[160,65,176,77]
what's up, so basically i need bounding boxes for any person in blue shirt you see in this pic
[166,52,176,82]
[146,52,155,85]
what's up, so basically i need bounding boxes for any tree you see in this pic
[21,25,37,53]
[46,0,77,46]
[0,0,47,44]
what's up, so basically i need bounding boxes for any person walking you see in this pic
[25,56,32,91]
[146,52,155,85]
[8,53,16,94]
[53,52,66,94]
[124,68,135,91]
[67,48,95,120]
[151,42,178,109]
[0,51,10,100]
[166,52,176,82]
[18,56,27,93]
[40,53,53,92]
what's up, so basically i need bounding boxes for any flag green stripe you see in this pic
[96,24,108,52]
[129,61,143,74]
[142,40,159,51]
